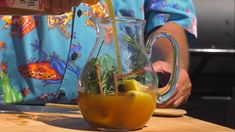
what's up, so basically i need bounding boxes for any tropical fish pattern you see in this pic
[18,62,62,81]
[0,0,197,104]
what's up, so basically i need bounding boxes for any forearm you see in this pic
[150,22,190,70]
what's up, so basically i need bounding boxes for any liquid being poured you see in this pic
[104,0,115,19]
[104,0,122,74]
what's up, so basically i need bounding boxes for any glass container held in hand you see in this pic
[78,17,179,131]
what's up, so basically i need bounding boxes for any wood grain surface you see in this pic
[0,110,234,132]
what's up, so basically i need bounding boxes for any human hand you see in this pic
[152,61,192,108]
[44,0,81,14]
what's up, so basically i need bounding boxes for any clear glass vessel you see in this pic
[78,17,179,131]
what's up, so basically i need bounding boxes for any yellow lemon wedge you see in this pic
[121,79,148,92]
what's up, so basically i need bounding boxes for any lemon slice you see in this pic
[122,79,147,92]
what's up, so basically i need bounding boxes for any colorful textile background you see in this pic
[0,0,197,104]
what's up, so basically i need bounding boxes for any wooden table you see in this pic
[0,107,234,132]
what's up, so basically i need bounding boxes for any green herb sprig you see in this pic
[81,34,148,95]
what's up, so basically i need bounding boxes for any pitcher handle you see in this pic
[146,32,180,104]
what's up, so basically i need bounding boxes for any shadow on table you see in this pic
[13,112,98,131]
[0,104,98,131]
[36,115,97,131]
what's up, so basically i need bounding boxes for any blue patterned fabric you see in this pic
[0,0,197,104]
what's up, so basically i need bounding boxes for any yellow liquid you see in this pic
[104,0,122,74]
[78,91,157,130]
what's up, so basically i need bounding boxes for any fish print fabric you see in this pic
[0,0,197,104]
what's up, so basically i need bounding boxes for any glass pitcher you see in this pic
[78,17,179,130]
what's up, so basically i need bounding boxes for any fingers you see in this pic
[157,90,178,108]
[172,87,190,108]
[152,61,172,73]
[151,61,192,108]
[157,68,192,108]
[173,94,189,107]
[158,89,187,108]
[158,84,191,108]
